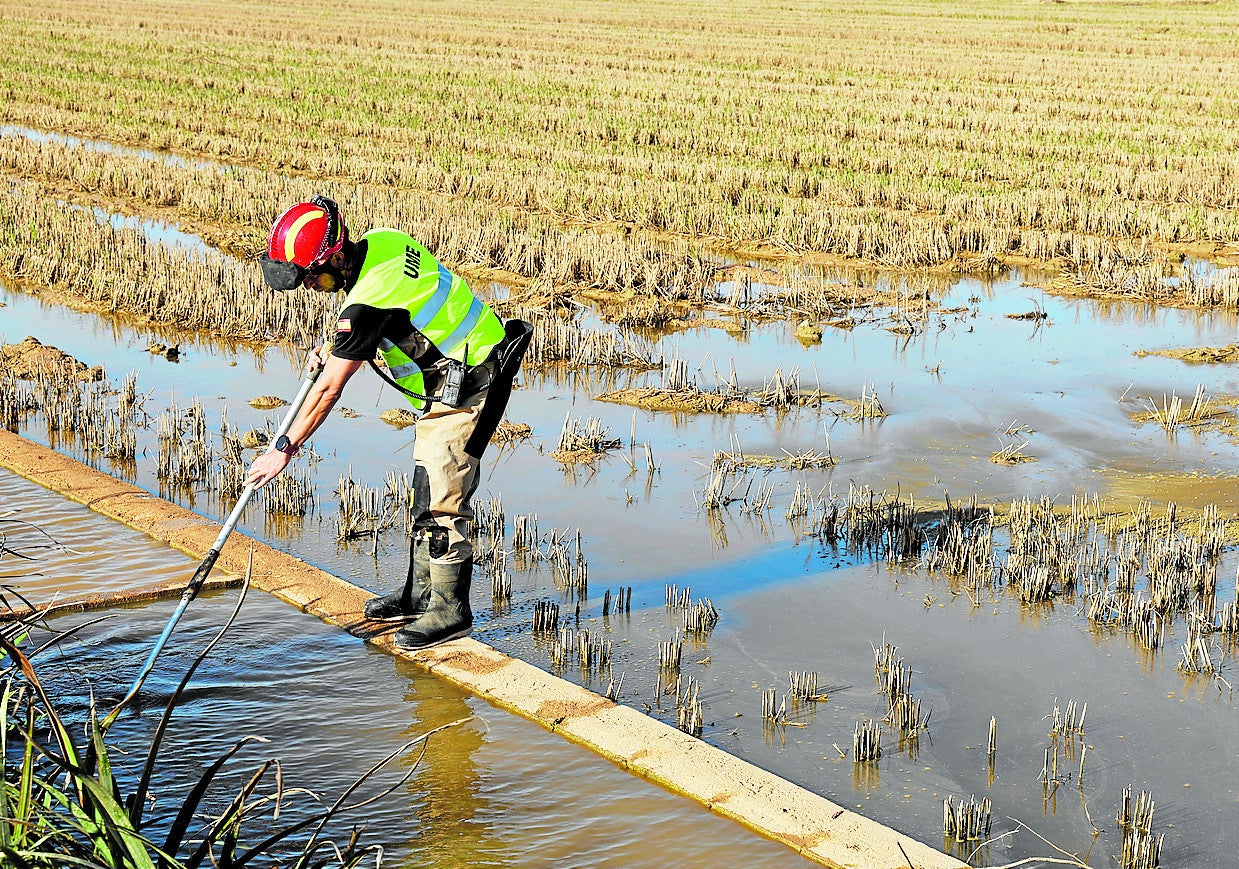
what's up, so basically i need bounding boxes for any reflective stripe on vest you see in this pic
[410,264,454,333]
[377,339,429,411]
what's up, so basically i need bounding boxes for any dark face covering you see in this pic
[260,246,359,293]
[259,254,307,291]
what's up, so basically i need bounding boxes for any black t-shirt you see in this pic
[331,303,413,361]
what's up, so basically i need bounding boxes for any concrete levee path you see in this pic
[0,428,968,869]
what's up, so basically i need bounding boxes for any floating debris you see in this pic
[239,428,269,449]
[247,395,289,410]
[990,438,1035,465]
[794,320,823,345]
[145,341,180,361]
[379,408,418,428]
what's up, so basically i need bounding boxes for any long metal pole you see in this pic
[120,365,321,705]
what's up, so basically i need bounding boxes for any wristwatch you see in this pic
[273,435,299,456]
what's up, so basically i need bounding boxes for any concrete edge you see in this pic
[0,575,243,622]
[0,429,968,869]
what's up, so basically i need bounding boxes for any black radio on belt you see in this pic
[440,358,466,408]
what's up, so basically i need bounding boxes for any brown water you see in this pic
[5,247,1239,866]
[4,468,815,867]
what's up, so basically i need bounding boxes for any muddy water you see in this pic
[6,229,1239,864]
[0,468,197,602]
[4,469,813,867]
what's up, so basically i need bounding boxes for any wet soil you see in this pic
[0,335,102,380]
[1136,344,1239,364]
[597,387,766,414]
[247,395,289,409]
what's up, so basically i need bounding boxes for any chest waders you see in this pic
[392,318,532,651]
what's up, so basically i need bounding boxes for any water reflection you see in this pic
[395,662,505,868]
[92,205,214,253]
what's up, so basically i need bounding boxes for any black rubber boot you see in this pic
[364,532,431,621]
[394,559,473,650]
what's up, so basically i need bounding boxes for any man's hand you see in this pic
[245,449,292,488]
[306,343,332,374]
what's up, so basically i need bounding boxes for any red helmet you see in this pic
[266,195,344,267]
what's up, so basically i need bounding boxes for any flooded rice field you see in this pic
[0,470,814,867]
[5,225,1239,866]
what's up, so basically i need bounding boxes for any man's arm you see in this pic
[244,353,367,488]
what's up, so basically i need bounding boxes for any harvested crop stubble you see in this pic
[0,182,333,347]
[3,0,1238,293]
[0,131,724,305]
[1129,387,1232,432]
[518,313,662,370]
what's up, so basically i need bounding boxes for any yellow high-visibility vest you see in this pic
[339,229,505,410]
